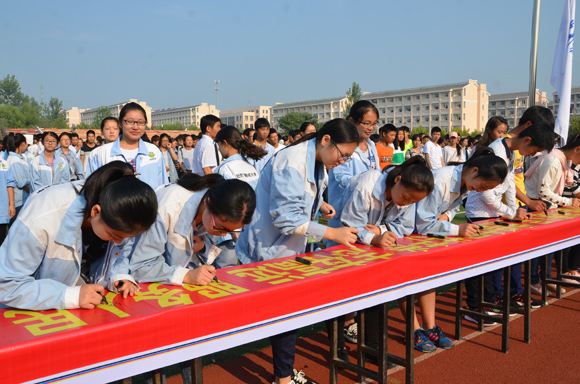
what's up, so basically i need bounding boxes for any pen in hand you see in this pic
[196,253,220,284]
[80,272,108,305]
[465,216,482,235]
[384,222,398,246]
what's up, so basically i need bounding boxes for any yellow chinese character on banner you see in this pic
[183,282,249,299]
[4,310,87,336]
[134,283,193,307]
[96,292,130,318]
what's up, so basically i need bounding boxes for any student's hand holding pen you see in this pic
[325,226,358,247]
[514,207,532,220]
[115,280,139,298]
[371,231,398,247]
[320,202,336,219]
[184,265,216,286]
[458,223,480,237]
[571,198,580,208]
[526,199,546,212]
[79,284,106,309]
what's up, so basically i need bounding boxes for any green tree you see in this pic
[0,104,25,129]
[569,115,580,136]
[277,112,320,135]
[343,82,362,118]
[91,106,112,131]
[410,126,429,136]
[0,74,26,107]
[46,97,64,122]
[21,101,41,127]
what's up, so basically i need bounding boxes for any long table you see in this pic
[2,208,580,384]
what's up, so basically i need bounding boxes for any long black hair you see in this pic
[383,156,434,194]
[80,161,158,233]
[177,173,256,224]
[463,146,508,183]
[214,125,267,161]
[5,133,26,153]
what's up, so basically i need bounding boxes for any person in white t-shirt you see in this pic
[424,127,444,170]
[268,128,286,153]
[192,115,222,176]
[177,134,196,173]
[442,131,466,165]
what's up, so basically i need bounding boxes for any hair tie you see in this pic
[123,171,134,177]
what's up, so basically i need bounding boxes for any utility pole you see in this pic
[41,85,44,105]
[215,80,220,108]
[528,0,541,107]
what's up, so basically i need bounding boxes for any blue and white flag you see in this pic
[551,0,576,144]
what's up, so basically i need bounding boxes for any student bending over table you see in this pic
[412,147,509,350]
[0,161,158,311]
[338,156,434,362]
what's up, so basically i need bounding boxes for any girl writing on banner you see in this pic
[0,161,158,311]
[236,118,360,384]
[86,102,168,190]
[337,157,436,360]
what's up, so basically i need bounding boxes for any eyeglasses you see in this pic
[332,141,352,162]
[211,213,243,234]
[357,121,379,128]
[123,119,147,127]
[44,141,57,145]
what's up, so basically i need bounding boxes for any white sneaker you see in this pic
[344,323,358,344]
[291,369,317,384]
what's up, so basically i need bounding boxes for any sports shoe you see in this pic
[423,325,455,349]
[344,323,358,344]
[530,282,551,297]
[413,329,437,353]
[510,293,545,309]
[289,369,317,384]
[491,297,517,317]
[337,347,349,363]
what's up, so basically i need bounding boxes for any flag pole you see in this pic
[529,0,542,107]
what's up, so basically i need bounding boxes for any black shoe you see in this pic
[337,347,349,363]
[510,293,546,309]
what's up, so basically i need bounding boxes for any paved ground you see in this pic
[157,285,580,384]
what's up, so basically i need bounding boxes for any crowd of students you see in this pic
[0,100,577,384]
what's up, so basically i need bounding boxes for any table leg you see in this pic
[455,280,463,340]
[524,260,531,343]
[152,369,162,384]
[405,294,414,384]
[501,266,510,353]
[191,357,203,384]
[329,317,338,384]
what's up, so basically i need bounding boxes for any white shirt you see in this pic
[442,146,466,165]
[424,140,443,169]
[177,147,195,171]
[192,135,219,176]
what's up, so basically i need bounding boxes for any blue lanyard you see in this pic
[311,164,320,220]
[120,154,139,172]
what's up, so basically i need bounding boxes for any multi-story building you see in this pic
[65,107,84,128]
[488,90,549,127]
[550,86,580,119]
[361,80,488,132]
[271,96,348,128]
[150,103,219,129]
[271,80,489,133]
[220,106,272,129]
[68,99,152,128]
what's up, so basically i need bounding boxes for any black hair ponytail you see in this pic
[81,161,158,233]
[215,126,267,161]
[205,179,256,225]
[383,156,434,194]
[291,118,359,147]
[177,173,225,192]
[463,146,508,183]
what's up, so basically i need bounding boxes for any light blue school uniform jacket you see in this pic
[327,139,379,226]
[86,136,168,190]
[123,183,212,286]
[7,152,30,208]
[0,159,15,224]
[414,165,469,236]
[236,139,327,263]
[0,181,134,310]
[29,151,70,192]
[339,169,416,245]
[57,147,85,181]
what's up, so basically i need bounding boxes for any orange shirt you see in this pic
[376,143,393,170]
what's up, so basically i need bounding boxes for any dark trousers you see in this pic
[325,315,345,349]
[562,244,580,272]
[364,304,381,350]
[270,330,297,378]
[0,224,8,246]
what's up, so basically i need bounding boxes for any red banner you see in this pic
[1,208,580,383]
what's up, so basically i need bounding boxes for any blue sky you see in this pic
[0,1,576,111]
